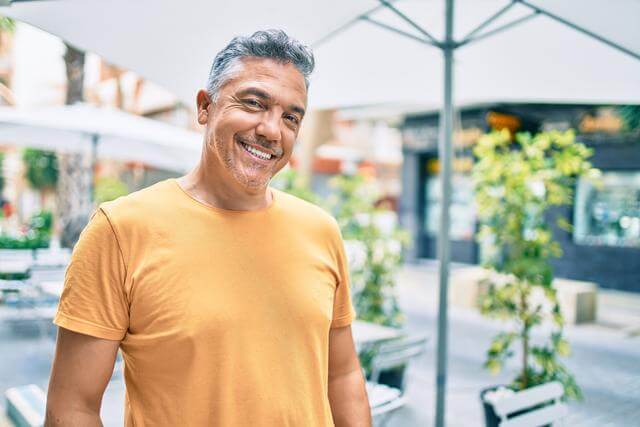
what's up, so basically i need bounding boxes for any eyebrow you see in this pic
[237,87,306,118]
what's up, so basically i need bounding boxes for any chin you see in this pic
[232,170,272,192]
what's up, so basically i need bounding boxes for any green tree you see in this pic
[0,16,15,33]
[325,174,409,328]
[94,177,129,204]
[23,148,58,190]
[58,42,91,248]
[23,148,58,212]
[271,168,318,204]
[473,129,597,400]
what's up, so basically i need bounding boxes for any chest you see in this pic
[124,230,338,340]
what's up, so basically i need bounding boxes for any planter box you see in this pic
[449,267,598,324]
[554,278,598,324]
[480,382,566,427]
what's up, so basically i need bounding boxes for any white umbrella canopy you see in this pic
[0,103,202,172]
[313,0,640,108]
[1,0,638,109]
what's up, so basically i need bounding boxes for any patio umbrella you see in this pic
[0,103,202,173]
[3,1,638,425]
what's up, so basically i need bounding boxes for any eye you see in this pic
[243,98,263,109]
[284,114,300,125]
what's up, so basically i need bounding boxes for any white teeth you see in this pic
[242,142,272,160]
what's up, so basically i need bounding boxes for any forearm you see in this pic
[45,402,103,426]
[328,368,372,427]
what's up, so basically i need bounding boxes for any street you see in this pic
[389,262,640,426]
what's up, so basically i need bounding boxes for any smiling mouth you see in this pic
[238,140,276,161]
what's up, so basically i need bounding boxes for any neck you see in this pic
[177,162,272,212]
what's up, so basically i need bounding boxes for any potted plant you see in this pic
[472,129,596,425]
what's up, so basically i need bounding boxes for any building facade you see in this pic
[400,104,640,293]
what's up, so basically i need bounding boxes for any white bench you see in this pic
[490,381,567,427]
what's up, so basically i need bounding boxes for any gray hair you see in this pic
[206,29,315,101]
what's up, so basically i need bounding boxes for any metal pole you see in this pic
[435,0,454,426]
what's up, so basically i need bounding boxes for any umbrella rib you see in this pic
[459,0,518,44]
[360,16,441,48]
[311,2,389,47]
[516,0,640,62]
[456,11,540,48]
[378,0,441,45]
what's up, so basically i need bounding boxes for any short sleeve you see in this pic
[54,207,129,340]
[330,223,356,328]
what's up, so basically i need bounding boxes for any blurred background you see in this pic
[0,1,638,426]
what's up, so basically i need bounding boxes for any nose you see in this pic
[256,109,282,143]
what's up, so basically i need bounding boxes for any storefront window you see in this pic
[424,173,476,240]
[574,171,640,248]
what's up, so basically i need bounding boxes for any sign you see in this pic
[486,111,521,133]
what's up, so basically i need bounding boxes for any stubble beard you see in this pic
[215,133,273,191]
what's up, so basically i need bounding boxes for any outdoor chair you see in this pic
[366,334,429,427]
[491,381,567,427]
[0,249,33,280]
[0,279,25,294]
[5,384,46,427]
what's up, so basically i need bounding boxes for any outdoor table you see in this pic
[351,320,404,352]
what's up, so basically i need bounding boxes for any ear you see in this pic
[196,89,212,125]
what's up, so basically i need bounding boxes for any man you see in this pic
[45,30,372,426]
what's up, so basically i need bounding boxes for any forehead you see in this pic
[225,57,307,105]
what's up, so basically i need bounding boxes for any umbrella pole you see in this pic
[435,0,454,426]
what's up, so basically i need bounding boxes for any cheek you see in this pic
[224,110,262,131]
[212,112,259,143]
[209,127,230,159]
[282,130,297,151]
[276,135,297,165]
[210,122,239,155]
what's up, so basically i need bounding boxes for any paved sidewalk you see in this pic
[1,261,638,426]
[386,261,640,427]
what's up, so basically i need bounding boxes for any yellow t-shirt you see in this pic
[54,178,356,426]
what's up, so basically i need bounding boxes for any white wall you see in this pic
[11,23,66,107]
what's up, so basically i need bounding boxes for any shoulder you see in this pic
[98,179,176,229]
[271,188,342,240]
[273,188,337,224]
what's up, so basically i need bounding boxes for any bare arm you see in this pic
[45,327,120,426]
[328,325,372,427]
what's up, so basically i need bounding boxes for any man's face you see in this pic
[197,57,307,193]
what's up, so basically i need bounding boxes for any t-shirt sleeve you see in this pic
[54,207,129,341]
[330,223,357,328]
